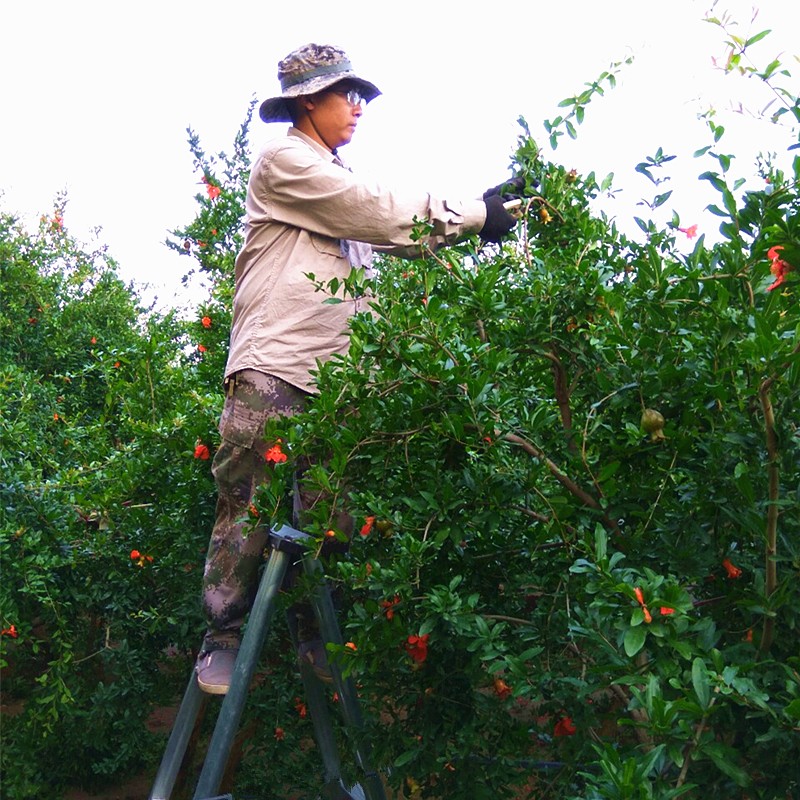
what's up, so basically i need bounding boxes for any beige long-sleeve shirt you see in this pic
[225,127,487,392]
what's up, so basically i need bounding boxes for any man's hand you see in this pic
[479,195,517,244]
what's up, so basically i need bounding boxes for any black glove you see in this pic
[479,195,517,244]
[483,175,527,201]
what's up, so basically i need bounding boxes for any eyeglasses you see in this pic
[332,89,365,107]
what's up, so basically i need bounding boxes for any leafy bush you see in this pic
[0,202,220,796]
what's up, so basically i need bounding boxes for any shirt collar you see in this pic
[288,127,342,165]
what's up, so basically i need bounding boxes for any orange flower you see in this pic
[722,558,742,579]
[359,515,376,537]
[766,245,793,292]
[380,595,401,621]
[130,549,152,567]
[90,336,97,344]
[634,586,652,624]
[114,361,121,368]
[768,245,785,261]
[274,727,285,741]
[660,607,675,616]
[325,529,337,538]
[294,697,307,718]
[345,641,357,651]
[194,444,210,460]
[1,625,18,639]
[265,440,287,464]
[405,633,430,664]
[493,678,512,701]
[678,224,698,239]
[201,316,212,328]
[553,716,576,736]
[202,175,221,200]
[198,344,207,353]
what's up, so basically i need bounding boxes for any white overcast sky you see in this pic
[2,1,798,312]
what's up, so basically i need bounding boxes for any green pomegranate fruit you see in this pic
[641,408,666,442]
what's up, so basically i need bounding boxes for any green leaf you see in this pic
[624,625,647,657]
[594,524,607,563]
[394,748,419,767]
[785,699,800,721]
[653,190,673,208]
[704,742,751,787]
[744,29,771,47]
[692,658,711,710]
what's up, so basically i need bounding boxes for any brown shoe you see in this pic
[195,649,238,695]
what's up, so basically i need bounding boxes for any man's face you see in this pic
[305,82,364,149]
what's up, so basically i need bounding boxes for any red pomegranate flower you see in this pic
[554,716,576,737]
[405,633,430,664]
[722,558,742,579]
[265,441,287,464]
[766,245,793,292]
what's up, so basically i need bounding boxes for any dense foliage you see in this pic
[0,201,221,794]
[1,18,798,800]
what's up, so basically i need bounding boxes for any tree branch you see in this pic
[543,347,577,451]
[756,340,799,656]
[503,431,620,535]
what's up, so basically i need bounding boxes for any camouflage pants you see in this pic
[200,370,309,652]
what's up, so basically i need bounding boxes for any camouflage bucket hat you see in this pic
[259,43,381,123]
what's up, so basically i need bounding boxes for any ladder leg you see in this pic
[193,546,291,800]
[304,557,388,800]
[149,669,208,800]
[287,608,345,788]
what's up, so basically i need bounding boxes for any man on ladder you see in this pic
[194,41,518,696]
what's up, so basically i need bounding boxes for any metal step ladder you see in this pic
[149,524,387,800]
